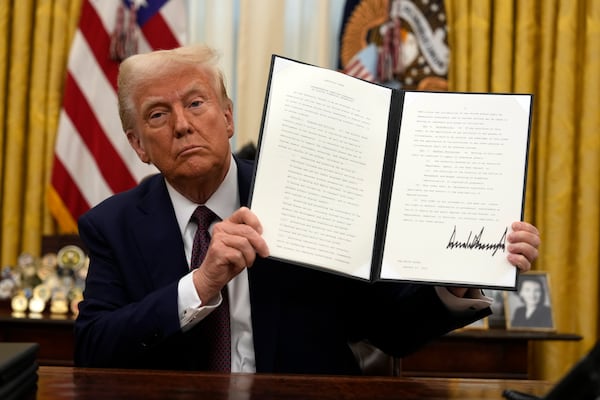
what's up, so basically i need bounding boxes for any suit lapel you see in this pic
[129,163,283,372]
[130,162,252,289]
[131,175,189,289]
[235,156,253,207]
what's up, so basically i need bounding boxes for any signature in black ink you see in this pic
[446,226,507,256]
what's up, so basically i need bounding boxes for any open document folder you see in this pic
[250,55,532,289]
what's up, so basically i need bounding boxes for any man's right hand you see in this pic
[192,206,270,304]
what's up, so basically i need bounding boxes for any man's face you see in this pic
[126,63,234,185]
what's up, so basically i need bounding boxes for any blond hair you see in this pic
[117,45,231,131]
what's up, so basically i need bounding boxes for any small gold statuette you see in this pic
[69,287,84,316]
[17,253,35,268]
[76,256,90,281]
[33,284,51,303]
[41,252,58,269]
[28,295,46,313]
[0,278,15,300]
[50,292,69,315]
[11,292,28,313]
[38,253,58,281]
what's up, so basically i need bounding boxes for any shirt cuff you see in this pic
[177,271,222,331]
[435,286,492,313]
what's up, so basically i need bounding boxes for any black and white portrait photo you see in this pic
[506,272,555,331]
[486,289,507,329]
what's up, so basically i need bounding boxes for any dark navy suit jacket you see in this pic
[74,158,489,374]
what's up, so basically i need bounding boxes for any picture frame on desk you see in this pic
[506,271,556,331]
[486,289,508,329]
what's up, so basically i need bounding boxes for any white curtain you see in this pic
[186,0,346,150]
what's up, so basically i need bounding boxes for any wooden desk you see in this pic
[0,305,581,377]
[0,309,75,366]
[31,366,553,400]
[400,329,582,379]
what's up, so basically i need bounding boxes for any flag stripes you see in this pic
[343,58,376,82]
[62,73,137,193]
[78,1,120,91]
[49,0,186,233]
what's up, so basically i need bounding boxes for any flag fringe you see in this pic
[47,185,79,234]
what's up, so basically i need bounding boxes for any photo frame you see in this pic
[505,271,556,331]
[485,289,508,329]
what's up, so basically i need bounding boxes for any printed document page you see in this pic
[251,56,392,279]
[380,91,531,287]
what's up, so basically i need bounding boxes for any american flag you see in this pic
[48,0,187,233]
[342,43,378,82]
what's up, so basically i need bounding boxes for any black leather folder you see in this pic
[0,342,39,400]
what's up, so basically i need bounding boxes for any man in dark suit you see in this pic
[74,45,541,374]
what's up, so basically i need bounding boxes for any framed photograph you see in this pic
[505,272,556,331]
[486,289,508,329]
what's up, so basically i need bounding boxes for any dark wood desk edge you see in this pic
[35,366,555,400]
[40,365,548,380]
[0,313,76,325]
[447,329,583,341]
[1,301,582,339]
[0,308,581,341]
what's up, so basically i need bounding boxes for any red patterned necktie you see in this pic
[190,206,231,372]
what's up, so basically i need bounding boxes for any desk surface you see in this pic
[32,366,553,400]
[0,304,581,377]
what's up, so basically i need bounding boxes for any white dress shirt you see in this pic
[167,155,492,373]
[168,157,256,373]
